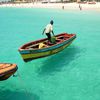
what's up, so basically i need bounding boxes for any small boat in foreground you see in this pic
[18,33,76,62]
[0,63,18,81]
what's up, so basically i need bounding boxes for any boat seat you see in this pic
[57,36,64,40]
[26,44,39,49]
[57,36,69,41]
[56,39,63,43]
[47,39,62,46]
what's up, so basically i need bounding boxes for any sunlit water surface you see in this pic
[0,8,100,100]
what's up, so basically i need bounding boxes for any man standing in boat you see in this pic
[42,20,55,43]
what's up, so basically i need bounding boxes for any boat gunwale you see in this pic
[18,33,76,52]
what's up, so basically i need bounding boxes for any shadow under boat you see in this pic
[0,89,40,100]
[37,45,81,76]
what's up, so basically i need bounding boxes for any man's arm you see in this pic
[42,28,45,35]
[52,30,55,36]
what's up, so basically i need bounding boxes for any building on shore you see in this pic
[0,0,99,3]
[16,0,100,3]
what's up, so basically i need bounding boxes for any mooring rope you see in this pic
[13,71,30,97]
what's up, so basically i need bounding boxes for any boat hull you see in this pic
[20,39,75,62]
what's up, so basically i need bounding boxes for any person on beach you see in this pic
[62,6,64,10]
[42,20,55,43]
[79,4,82,10]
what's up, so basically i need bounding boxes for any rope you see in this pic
[14,71,30,97]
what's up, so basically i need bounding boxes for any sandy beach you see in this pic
[0,2,100,11]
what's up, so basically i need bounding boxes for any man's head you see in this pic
[50,20,54,25]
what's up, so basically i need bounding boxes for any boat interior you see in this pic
[0,63,17,74]
[0,64,12,70]
[25,35,71,50]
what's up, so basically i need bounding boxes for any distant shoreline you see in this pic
[0,2,100,11]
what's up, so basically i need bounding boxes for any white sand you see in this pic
[0,2,100,11]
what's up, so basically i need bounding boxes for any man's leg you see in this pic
[46,33,51,42]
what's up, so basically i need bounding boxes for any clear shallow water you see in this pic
[0,8,100,100]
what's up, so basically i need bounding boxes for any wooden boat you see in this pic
[18,33,76,62]
[0,63,18,81]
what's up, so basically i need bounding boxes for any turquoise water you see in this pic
[0,8,100,100]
